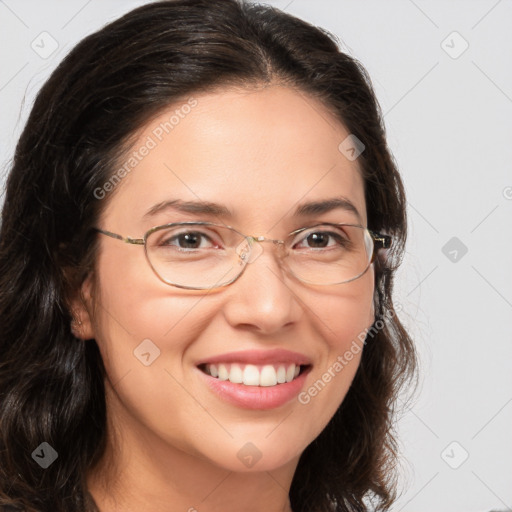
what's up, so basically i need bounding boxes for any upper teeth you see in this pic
[205,363,301,387]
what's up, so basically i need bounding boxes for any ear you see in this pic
[69,272,96,341]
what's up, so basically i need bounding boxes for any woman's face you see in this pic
[78,84,375,473]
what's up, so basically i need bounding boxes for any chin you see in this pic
[195,437,304,474]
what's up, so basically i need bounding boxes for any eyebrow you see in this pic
[143,196,362,223]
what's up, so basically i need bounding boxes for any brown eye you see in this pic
[293,227,351,251]
[151,227,222,251]
[162,231,211,249]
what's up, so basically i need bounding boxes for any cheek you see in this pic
[89,245,199,396]
[92,240,205,343]
[294,269,375,438]
[90,252,224,458]
[310,266,375,350]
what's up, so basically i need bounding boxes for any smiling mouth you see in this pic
[198,363,310,387]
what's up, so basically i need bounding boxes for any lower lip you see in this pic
[197,366,311,410]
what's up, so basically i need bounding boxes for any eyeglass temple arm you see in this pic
[94,228,144,245]
[371,232,392,250]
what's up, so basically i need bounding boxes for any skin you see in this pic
[73,83,376,512]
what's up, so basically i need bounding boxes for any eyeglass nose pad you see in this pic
[235,237,264,265]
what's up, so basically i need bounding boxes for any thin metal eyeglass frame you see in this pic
[94,221,392,290]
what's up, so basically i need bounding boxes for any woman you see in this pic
[0,1,417,511]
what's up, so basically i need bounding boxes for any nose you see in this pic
[222,237,302,335]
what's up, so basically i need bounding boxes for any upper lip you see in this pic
[195,348,312,367]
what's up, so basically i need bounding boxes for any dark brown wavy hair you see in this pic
[0,1,417,510]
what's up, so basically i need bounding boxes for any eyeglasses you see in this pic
[94,221,391,290]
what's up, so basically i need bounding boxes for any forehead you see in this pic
[101,85,367,230]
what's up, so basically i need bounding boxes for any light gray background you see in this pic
[1,1,511,511]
